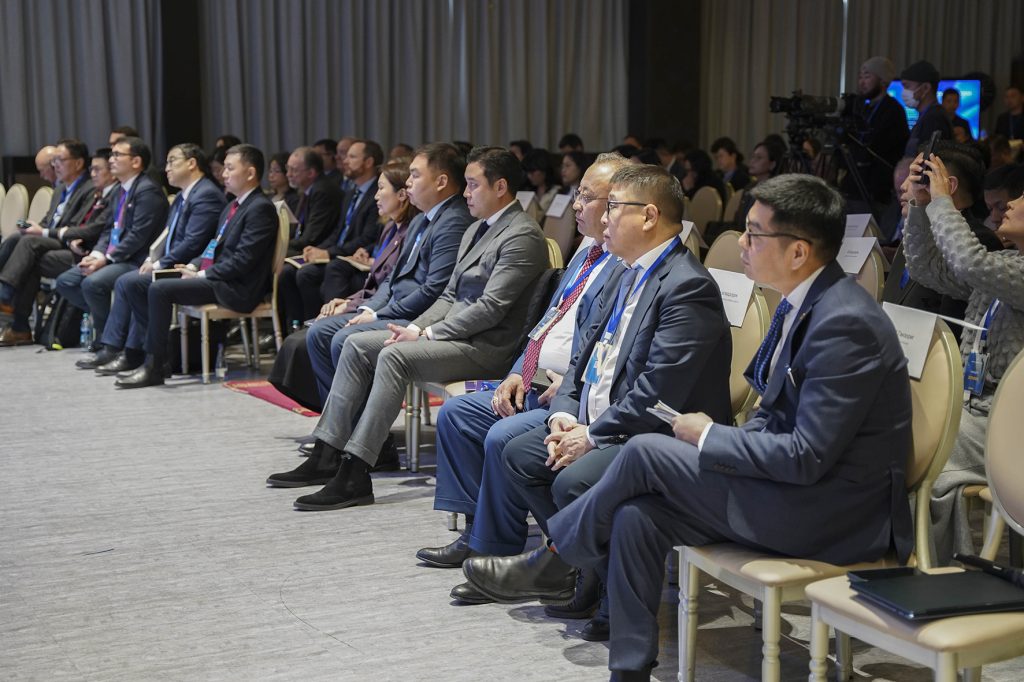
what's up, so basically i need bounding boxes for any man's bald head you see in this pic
[35,146,58,185]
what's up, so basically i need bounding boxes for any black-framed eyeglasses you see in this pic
[605,199,648,216]
[571,187,607,207]
[742,228,813,244]
[108,151,136,159]
[164,156,187,167]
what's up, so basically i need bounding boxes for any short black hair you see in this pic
[216,134,242,149]
[930,141,985,201]
[748,174,846,261]
[467,146,525,194]
[94,147,111,161]
[520,148,558,189]
[111,125,139,137]
[56,138,89,162]
[984,163,1024,195]
[115,136,151,170]
[352,139,384,169]
[269,151,290,174]
[227,143,265,181]
[171,143,211,176]
[558,133,584,150]
[609,163,686,224]
[509,139,533,156]
[942,87,961,101]
[313,138,337,152]
[415,142,467,192]
[294,146,323,175]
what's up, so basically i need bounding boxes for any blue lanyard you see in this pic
[981,299,1001,342]
[603,238,678,339]
[404,229,425,265]
[560,251,609,304]
[61,175,83,203]
[373,223,399,259]
[164,197,185,256]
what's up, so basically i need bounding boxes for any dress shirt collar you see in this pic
[179,176,201,202]
[483,199,517,227]
[119,173,140,194]
[781,264,826,315]
[424,194,455,222]
[233,186,257,206]
[629,236,677,272]
[100,183,117,198]
[355,176,377,196]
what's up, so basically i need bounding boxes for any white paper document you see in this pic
[545,193,572,218]
[882,302,937,380]
[515,191,535,211]
[708,267,755,327]
[845,213,880,238]
[836,237,878,275]
[646,400,682,426]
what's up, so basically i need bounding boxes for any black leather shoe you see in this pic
[462,546,577,605]
[450,581,494,605]
[293,453,374,511]
[95,352,143,375]
[114,362,164,389]
[76,346,117,369]
[85,340,103,353]
[267,446,340,487]
[581,614,610,642]
[416,524,477,568]
[609,661,658,681]
[545,568,601,619]
[297,441,317,457]
[371,434,401,472]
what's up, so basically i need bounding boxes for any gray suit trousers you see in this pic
[312,329,508,466]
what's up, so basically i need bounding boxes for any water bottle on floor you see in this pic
[79,313,93,348]
[215,343,227,380]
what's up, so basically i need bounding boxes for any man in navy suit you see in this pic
[116,144,279,388]
[469,175,915,681]
[55,137,168,345]
[82,144,226,375]
[460,164,733,611]
[414,154,629,601]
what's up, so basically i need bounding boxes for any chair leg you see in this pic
[239,322,252,368]
[760,587,782,682]
[447,512,459,532]
[251,317,261,371]
[408,387,422,473]
[961,667,981,682]
[200,315,211,384]
[935,652,957,682]
[807,604,829,682]
[980,512,1006,561]
[179,311,189,375]
[679,556,700,682]
[834,630,852,681]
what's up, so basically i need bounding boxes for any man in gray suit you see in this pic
[288,146,549,511]
[465,175,914,681]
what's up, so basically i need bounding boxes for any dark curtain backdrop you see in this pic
[199,0,629,155]
[0,0,164,156]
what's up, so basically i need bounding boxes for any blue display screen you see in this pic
[886,79,982,139]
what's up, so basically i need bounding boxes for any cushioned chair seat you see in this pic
[688,543,898,588]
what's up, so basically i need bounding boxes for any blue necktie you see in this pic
[752,298,793,394]
[336,189,362,245]
[163,196,185,257]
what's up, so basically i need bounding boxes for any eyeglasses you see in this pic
[51,156,73,166]
[108,151,136,159]
[604,199,649,216]
[571,188,608,207]
[742,228,813,244]
[164,156,187,167]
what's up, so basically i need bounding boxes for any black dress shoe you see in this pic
[581,614,610,642]
[76,346,118,369]
[267,446,339,488]
[462,546,577,605]
[293,453,374,511]
[545,568,601,619]
[371,433,401,472]
[297,441,317,457]
[416,524,477,568]
[95,352,143,375]
[114,362,164,389]
[450,581,494,605]
[86,340,103,353]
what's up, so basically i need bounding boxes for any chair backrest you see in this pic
[27,186,53,223]
[986,346,1024,538]
[688,186,723,238]
[906,320,962,568]
[855,248,885,302]
[704,230,744,272]
[167,193,177,205]
[0,183,6,212]
[0,183,29,239]
[149,227,169,262]
[269,205,291,302]
[545,237,564,268]
[542,208,577,263]
[759,285,782,316]
[723,188,745,222]
[729,290,769,421]
[682,226,701,257]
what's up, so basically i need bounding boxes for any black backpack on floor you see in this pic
[35,293,85,350]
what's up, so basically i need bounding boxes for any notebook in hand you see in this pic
[152,269,184,281]
[849,569,1024,620]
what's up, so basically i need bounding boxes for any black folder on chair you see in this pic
[849,570,1024,620]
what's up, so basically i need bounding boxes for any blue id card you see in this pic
[964,351,987,397]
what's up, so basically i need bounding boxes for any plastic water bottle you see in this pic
[215,343,227,380]
[79,313,93,348]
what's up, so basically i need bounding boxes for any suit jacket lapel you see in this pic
[396,212,429,277]
[457,203,522,268]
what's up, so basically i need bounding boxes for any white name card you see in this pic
[837,237,878,275]
[516,191,535,211]
[545,193,572,218]
[883,302,937,380]
[845,213,879,238]
[709,267,755,327]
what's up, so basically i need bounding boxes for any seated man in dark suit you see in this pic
[468,174,914,681]
[459,164,733,609]
[83,143,226,374]
[54,137,168,347]
[415,153,629,609]
[283,139,385,325]
[269,147,549,512]
[284,146,344,255]
[115,144,279,388]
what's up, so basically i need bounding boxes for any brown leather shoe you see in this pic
[0,327,32,346]
[0,301,13,315]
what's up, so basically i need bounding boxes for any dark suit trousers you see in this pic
[0,235,71,328]
[435,390,545,555]
[122,276,218,360]
[321,259,367,302]
[101,271,150,351]
[54,261,135,337]
[500,424,622,537]
[547,433,735,672]
[268,328,323,413]
[280,263,329,327]
[0,232,24,270]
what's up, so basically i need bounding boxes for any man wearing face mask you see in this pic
[844,57,909,205]
[900,60,952,158]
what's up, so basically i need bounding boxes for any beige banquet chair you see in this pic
[541,201,577,263]
[0,183,30,239]
[678,320,963,682]
[723,188,745,222]
[806,345,1024,682]
[704,230,744,272]
[687,185,723,239]
[855,247,886,303]
[726,289,769,424]
[27,186,53,223]
[178,204,289,383]
[0,183,6,214]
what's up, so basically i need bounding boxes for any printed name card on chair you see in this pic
[836,236,878,274]
[708,267,755,327]
[545,193,571,218]
[515,191,535,211]
[845,213,881,238]
[882,302,937,379]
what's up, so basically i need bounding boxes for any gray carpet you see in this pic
[2,345,1022,681]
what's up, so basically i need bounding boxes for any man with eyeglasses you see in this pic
[54,137,168,348]
[78,144,226,374]
[416,153,627,608]
[473,175,914,681]
[460,165,733,622]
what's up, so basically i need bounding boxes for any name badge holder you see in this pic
[964,299,1001,400]
[529,251,610,342]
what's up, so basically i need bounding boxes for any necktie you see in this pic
[467,220,491,252]
[521,244,605,386]
[752,298,793,393]
[294,192,309,237]
[336,189,362,245]
[163,196,185,257]
[106,188,128,255]
[200,201,239,271]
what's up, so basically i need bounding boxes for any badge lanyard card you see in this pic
[527,251,610,341]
